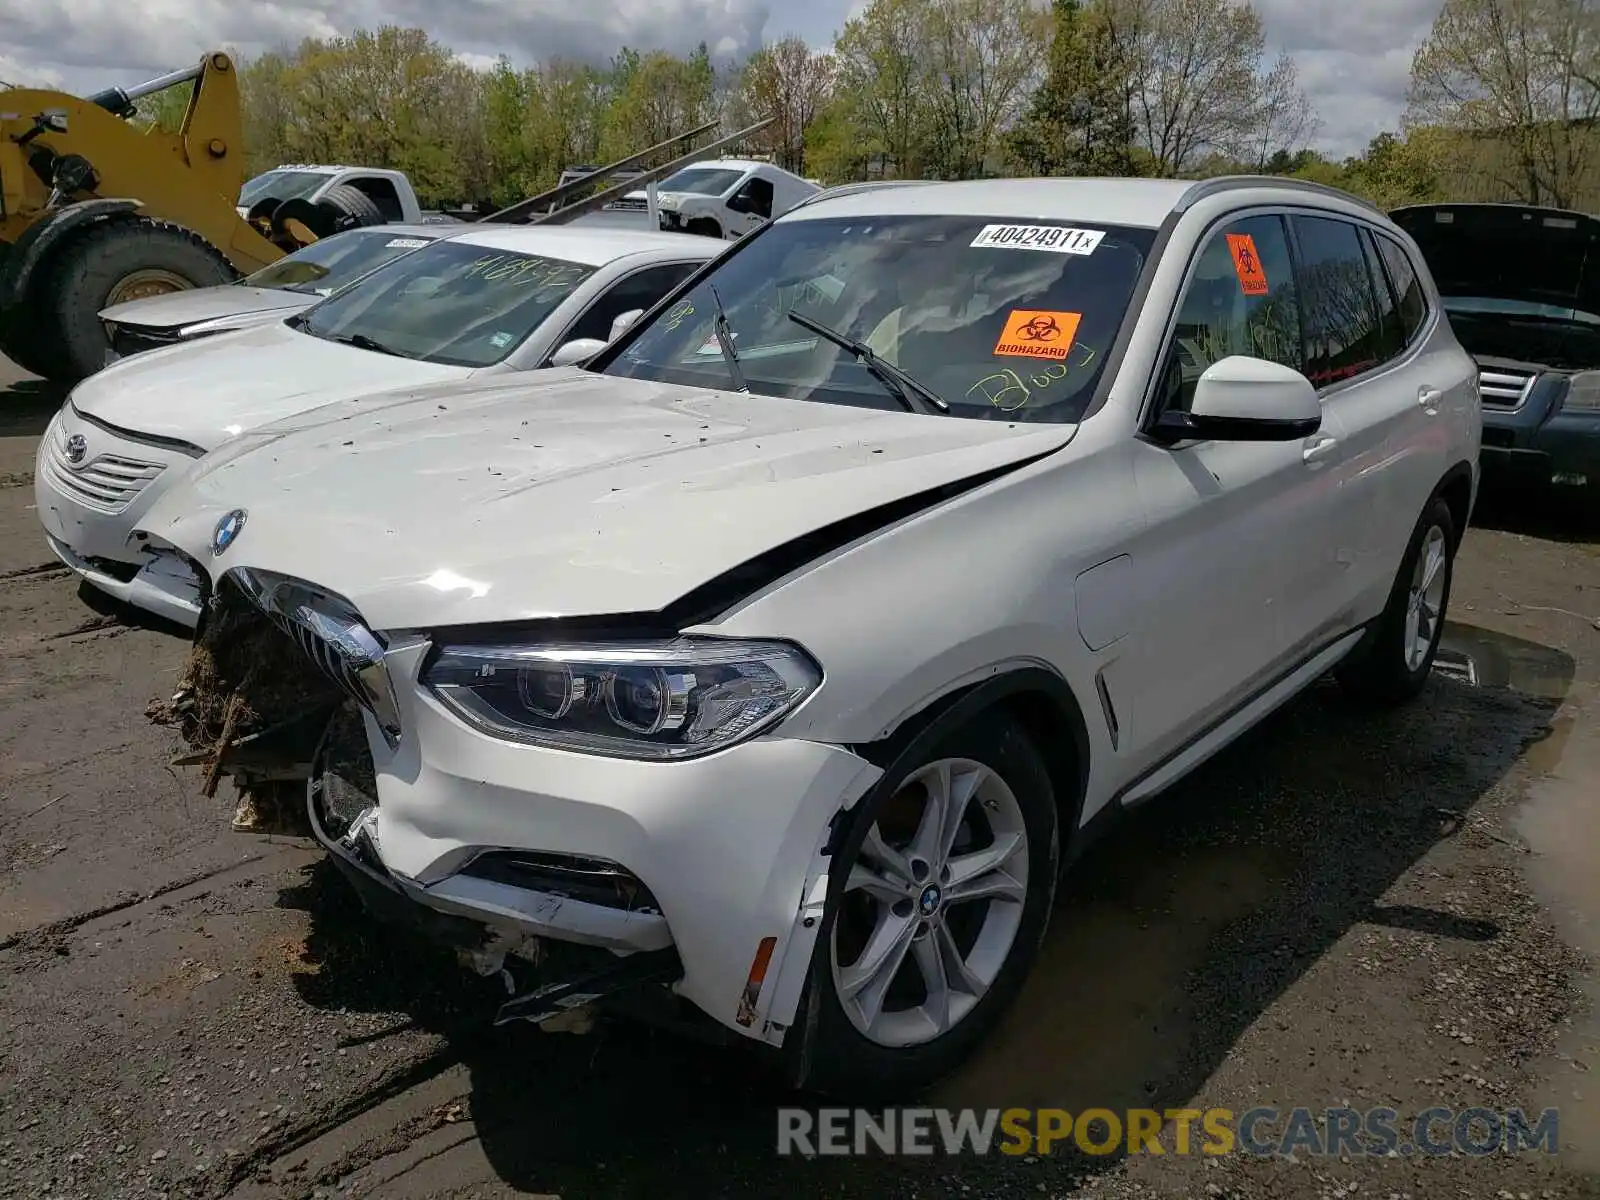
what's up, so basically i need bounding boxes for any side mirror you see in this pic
[549,337,608,368]
[609,309,644,340]
[1153,355,1321,443]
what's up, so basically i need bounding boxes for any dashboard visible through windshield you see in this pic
[293,240,597,367]
[603,213,1155,423]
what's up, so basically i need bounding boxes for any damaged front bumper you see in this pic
[185,574,883,1046]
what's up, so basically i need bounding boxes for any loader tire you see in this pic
[37,217,236,382]
[317,185,387,230]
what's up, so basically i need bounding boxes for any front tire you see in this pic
[796,711,1059,1097]
[1336,496,1457,706]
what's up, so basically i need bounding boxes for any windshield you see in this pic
[239,170,327,209]
[240,230,436,296]
[605,214,1155,422]
[657,167,745,196]
[295,239,596,367]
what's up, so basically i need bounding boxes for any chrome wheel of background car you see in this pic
[104,267,193,307]
[829,756,1029,1049]
[1405,524,1448,672]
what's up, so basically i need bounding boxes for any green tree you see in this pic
[1408,0,1600,206]
[735,36,836,173]
[1008,0,1139,176]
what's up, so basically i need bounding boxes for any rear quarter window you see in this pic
[1375,234,1429,347]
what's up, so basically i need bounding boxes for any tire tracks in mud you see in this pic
[203,1045,467,1199]
[0,852,277,955]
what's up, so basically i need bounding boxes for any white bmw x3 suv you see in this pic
[136,176,1480,1095]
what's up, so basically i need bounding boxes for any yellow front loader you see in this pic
[0,53,297,382]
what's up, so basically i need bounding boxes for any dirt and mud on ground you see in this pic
[2,355,1599,1200]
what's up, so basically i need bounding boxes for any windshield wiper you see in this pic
[708,284,748,393]
[326,332,414,359]
[787,309,949,415]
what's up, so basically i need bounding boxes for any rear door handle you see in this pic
[1418,385,1443,411]
[1302,433,1340,464]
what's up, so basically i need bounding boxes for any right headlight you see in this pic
[1562,371,1600,411]
[421,636,822,760]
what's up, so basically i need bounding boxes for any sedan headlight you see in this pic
[1563,371,1600,411]
[422,637,822,760]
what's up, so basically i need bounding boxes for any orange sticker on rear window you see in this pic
[1226,234,1269,295]
[993,309,1082,360]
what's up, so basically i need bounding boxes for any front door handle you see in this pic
[1418,385,1443,412]
[1303,433,1340,464]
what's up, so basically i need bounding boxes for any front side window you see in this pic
[1294,215,1387,387]
[295,240,596,367]
[605,214,1156,424]
[241,230,435,296]
[1157,214,1301,412]
[657,167,746,196]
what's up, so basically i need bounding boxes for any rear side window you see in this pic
[1292,215,1388,387]
[1359,228,1406,363]
[1158,214,1302,412]
[1374,234,1429,346]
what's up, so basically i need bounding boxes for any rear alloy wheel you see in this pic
[1337,495,1457,706]
[799,712,1058,1095]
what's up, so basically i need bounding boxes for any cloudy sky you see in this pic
[0,0,1439,159]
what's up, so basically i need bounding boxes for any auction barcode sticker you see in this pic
[386,237,429,248]
[970,225,1105,255]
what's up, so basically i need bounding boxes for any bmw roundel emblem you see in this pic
[211,508,247,556]
[64,433,88,465]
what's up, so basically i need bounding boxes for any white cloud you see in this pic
[0,0,1436,161]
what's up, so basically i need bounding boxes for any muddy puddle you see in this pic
[1440,621,1598,1172]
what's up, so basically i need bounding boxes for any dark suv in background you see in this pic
[1392,203,1600,506]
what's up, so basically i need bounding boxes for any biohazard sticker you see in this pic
[993,310,1082,360]
[1226,234,1270,295]
[970,225,1105,255]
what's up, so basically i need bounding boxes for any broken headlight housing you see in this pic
[422,637,821,760]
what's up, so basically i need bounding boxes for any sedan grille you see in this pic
[42,422,164,514]
[1477,366,1537,410]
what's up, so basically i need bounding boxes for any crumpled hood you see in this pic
[99,285,305,331]
[138,369,1074,630]
[69,320,474,449]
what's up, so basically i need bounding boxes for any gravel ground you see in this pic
[1,358,1598,1199]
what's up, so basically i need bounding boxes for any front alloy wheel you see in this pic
[800,712,1059,1096]
[831,758,1030,1048]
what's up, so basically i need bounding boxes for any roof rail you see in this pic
[1177,174,1382,214]
[792,179,939,211]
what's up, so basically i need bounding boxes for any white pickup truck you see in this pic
[611,158,821,240]
[237,164,440,225]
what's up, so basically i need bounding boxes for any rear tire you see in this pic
[1336,496,1457,706]
[793,711,1059,1097]
[39,217,236,382]
[685,217,723,240]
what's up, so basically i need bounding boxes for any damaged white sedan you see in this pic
[135,176,1480,1094]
